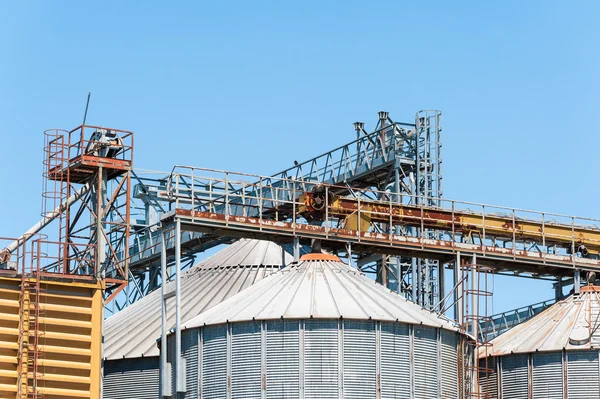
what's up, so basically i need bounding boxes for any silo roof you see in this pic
[104,239,291,360]
[182,254,461,332]
[486,286,600,357]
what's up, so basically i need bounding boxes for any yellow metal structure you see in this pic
[0,275,102,399]
[301,192,600,255]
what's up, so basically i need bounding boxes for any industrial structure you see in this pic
[2,109,599,398]
[480,285,600,398]
[166,253,468,398]
[103,239,290,399]
[0,124,133,399]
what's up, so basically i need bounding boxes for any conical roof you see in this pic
[104,239,291,360]
[182,254,460,332]
[486,286,600,357]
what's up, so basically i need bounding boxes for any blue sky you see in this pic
[1,1,598,313]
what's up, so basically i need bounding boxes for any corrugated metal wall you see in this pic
[0,276,102,399]
[230,322,261,399]
[201,325,227,399]
[182,329,199,399]
[265,320,300,398]
[304,320,339,399]
[413,326,439,399]
[479,358,498,399]
[380,323,410,399]
[103,357,159,399]
[343,320,376,398]
[567,351,599,398]
[483,350,600,399]
[501,354,529,399]
[0,277,20,398]
[441,330,459,399]
[532,352,562,399]
[169,319,463,399]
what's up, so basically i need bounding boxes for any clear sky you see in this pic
[1,1,598,313]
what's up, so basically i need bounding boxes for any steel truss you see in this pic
[113,111,439,310]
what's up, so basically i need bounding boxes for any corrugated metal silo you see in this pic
[167,253,470,398]
[480,285,600,398]
[102,239,290,399]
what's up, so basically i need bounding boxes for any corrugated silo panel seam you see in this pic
[261,321,266,399]
[202,325,227,399]
[304,320,339,399]
[375,321,381,397]
[478,357,497,399]
[103,358,159,399]
[380,322,410,399]
[532,352,563,399]
[441,330,459,399]
[198,328,202,399]
[182,329,199,399]
[265,320,300,398]
[413,325,438,399]
[230,321,262,399]
[566,351,600,398]
[343,320,377,398]
[501,354,528,399]
[338,319,343,399]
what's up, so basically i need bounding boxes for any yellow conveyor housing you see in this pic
[300,193,600,255]
[0,275,102,399]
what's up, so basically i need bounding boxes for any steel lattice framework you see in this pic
[110,111,442,312]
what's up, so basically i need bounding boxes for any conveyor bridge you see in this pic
[162,166,600,279]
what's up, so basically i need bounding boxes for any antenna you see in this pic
[82,92,91,125]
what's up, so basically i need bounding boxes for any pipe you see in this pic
[1,184,90,261]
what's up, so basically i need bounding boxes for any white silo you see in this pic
[166,253,471,398]
[103,239,290,399]
[481,285,600,398]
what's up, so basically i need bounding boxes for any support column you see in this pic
[160,228,170,397]
[471,254,479,342]
[454,252,462,324]
[411,257,418,305]
[293,236,300,262]
[438,263,445,313]
[555,278,563,300]
[175,219,184,393]
[574,270,581,295]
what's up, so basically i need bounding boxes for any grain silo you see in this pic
[480,285,600,398]
[102,239,291,399]
[166,253,470,399]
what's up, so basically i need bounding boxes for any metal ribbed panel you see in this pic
[231,321,262,399]
[380,322,410,399]
[479,358,497,399]
[167,331,176,397]
[265,320,300,398]
[532,352,562,399]
[201,325,227,399]
[343,320,376,398]
[103,357,159,399]
[182,330,199,399]
[441,330,458,399]
[304,320,339,399]
[567,351,599,398]
[501,354,528,399]
[414,326,438,399]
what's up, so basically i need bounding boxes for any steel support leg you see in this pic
[175,219,184,393]
[454,252,462,324]
[160,228,170,397]
[574,270,581,295]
